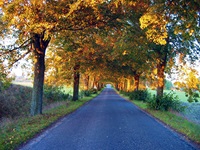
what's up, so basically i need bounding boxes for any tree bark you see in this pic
[83,75,89,90]
[127,78,131,92]
[134,74,140,91]
[155,40,169,98]
[72,64,80,101]
[31,33,50,116]
[156,60,165,97]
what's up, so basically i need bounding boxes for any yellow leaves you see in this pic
[174,28,180,35]
[122,50,127,55]
[153,68,157,75]
[128,1,137,6]
[0,0,3,7]
[189,29,194,36]
[85,0,105,6]
[175,65,200,91]
[95,38,103,45]
[114,0,124,7]
[140,13,157,29]
[65,0,82,18]
[140,12,168,45]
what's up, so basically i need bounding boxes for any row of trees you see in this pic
[0,0,199,116]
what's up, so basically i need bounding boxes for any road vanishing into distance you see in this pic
[20,87,198,150]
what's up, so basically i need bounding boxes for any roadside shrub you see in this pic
[79,90,91,99]
[119,91,131,97]
[89,88,98,94]
[0,67,13,92]
[185,92,199,103]
[82,90,91,96]
[0,84,32,118]
[119,90,126,95]
[43,85,70,104]
[129,90,150,102]
[0,84,71,119]
[147,92,185,112]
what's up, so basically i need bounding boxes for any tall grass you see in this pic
[0,84,32,118]
[0,84,71,119]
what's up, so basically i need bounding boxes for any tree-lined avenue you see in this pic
[20,87,197,150]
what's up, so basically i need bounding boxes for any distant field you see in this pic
[12,81,33,87]
[148,90,200,103]
[12,82,73,94]
[63,86,73,94]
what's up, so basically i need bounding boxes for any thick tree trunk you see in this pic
[72,64,80,101]
[31,33,50,116]
[134,74,140,91]
[155,40,169,99]
[156,61,165,97]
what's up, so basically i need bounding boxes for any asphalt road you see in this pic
[20,88,198,150]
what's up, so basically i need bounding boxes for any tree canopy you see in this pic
[0,0,200,115]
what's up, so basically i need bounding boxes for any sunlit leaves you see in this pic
[140,12,168,45]
[174,65,200,102]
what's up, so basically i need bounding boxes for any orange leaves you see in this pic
[0,1,3,6]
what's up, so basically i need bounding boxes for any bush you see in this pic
[147,92,185,112]
[82,90,91,96]
[185,91,199,103]
[89,88,98,94]
[129,90,150,102]
[119,91,131,97]
[43,85,70,104]
[0,84,71,119]
[0,84,32,118]
[79,90,91,99]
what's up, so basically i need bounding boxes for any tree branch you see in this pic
[9,50,31,68]
[0,37,32,57]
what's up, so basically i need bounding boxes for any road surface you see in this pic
[20,88,198,150]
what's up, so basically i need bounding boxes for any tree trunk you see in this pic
[31,33,50,116]
[156,60,165,97]
[127,78,131,92]
[124,79,127,92]
[97,82,100,91]
[115,83,119,91]
[72,64,80,101]
[83,75,89,90]
[155,40,169,98]
[93,76,98,89]
[134,74,140,91]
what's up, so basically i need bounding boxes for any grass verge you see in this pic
[0,93,99,150]
[120,94,200,145]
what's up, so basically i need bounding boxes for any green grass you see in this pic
[120,93,200,145]
[63,86,73,94]
[0,93,99,150]
[148,90,200,103]
[12,82,73,95]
